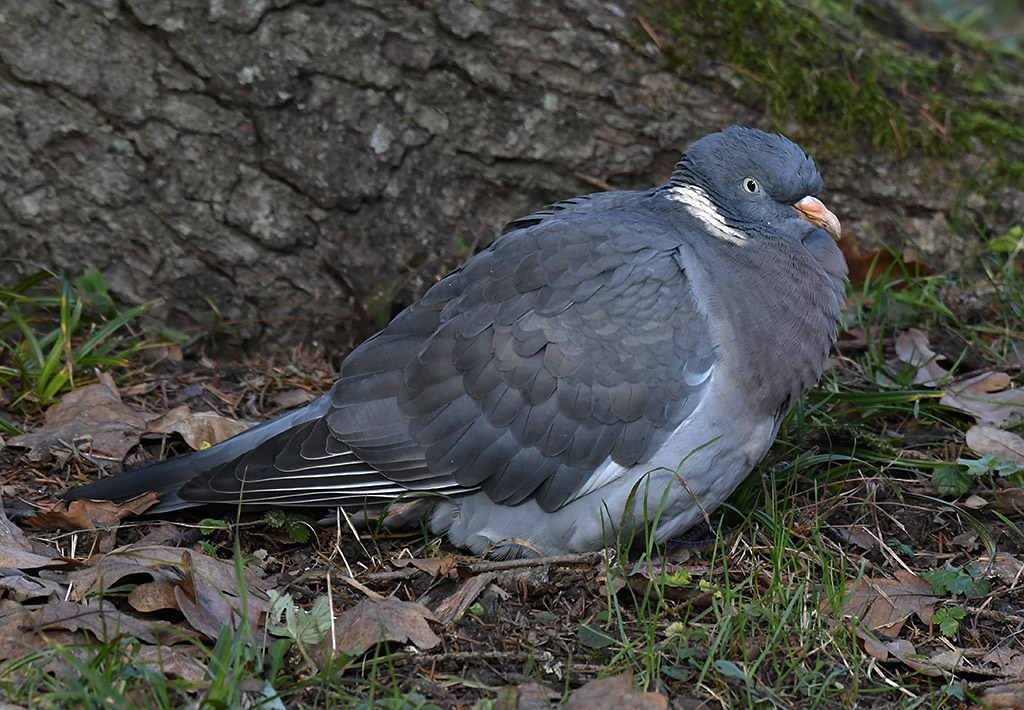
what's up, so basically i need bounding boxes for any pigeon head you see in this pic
[667,126,841,241]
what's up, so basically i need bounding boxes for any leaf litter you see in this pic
[0,340,1022,707]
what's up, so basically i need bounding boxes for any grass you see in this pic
[0,265,166,434]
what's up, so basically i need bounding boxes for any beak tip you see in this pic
[794,195,841,241]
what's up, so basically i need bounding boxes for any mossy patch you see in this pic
[641,0,1024,178]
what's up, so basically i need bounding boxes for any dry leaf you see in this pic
[67,544,266,601]
[856,627,914,664]
[0,545,64,572]
[985,488,1024,515]
[333,597,440,655]
[7,373,158,461]
[493,681,559,710]
[564,672,668,710]
[392,556,456,578]
[173,549,267,640]
[962,494,988,509]
[0,572,68,601]
[144,405,251,450]
[0,508,65,570]
[59,543,268,639]
[979,683,1024,710]
[26,495,158,553]
[28,494,158,533]
[892,330,1024,425]
[128,578,181,613]
[840,569,940,635]
[0,506,36,554]
[136,644,209,682]
[854,628,946,677]
[947,372,1024,426]
[837,232,931,287]
[834,526,878,550]
[894,329,947,386]
[982,649,1024,677]
[30,596,160,644]
[271,388,317,409]
[966,424,1024,464]
[972,554,1024,586]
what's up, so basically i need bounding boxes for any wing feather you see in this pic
[178,191,718,513]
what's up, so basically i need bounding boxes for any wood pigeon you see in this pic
[64,127,847,558]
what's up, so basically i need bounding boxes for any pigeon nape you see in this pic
[64,126,847,559]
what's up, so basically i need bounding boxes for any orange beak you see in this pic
[793,196,841,240]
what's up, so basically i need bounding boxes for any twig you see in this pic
[365,550,604,581]
[573,172,615,192]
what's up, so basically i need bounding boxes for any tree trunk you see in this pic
[0,0,1020,356]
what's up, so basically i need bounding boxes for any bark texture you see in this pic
[0,0,1019,355]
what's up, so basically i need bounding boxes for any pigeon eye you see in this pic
[742,177,760,194]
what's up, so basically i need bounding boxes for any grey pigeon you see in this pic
[64,127,847,558]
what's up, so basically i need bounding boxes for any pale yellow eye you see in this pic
[742,177,760,194]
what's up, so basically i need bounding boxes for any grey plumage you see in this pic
[64,126,847,558]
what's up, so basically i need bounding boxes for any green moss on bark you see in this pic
[641,0,1024,177]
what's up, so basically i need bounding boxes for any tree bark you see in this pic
[0,0,1019,356]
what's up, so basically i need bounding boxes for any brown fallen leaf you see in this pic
[858,628,912,663]
[979,683,1024,710]
[985,488,1024,516]
[271,388,317,410]
[0,508,68,571]
[58,543,268,639]
[0,545,65,573]
[26,494,159,553]
[837,231,931,287]
[0,572,69,602]
[893,328,947,385]
[965,424,1024,464]
[392,556,457,578]
[7,372,159,461]
[0,505,37,554]
[29,595,160,644]
[28,494,158,533]
[833,525,878,551]
[136,644,209,682]
[333,597,440,655]
[144,404,251,450]
[66,544,267,601]
[493,681,560,710]
[946,372,1024,427]
[971,553,1024,586]
[564,672,668,710]
[128,578,181,613]
[839,569,940,636]
[174,549,267,640]
[855,627,947,677]
[892,330,1024,425]
[983,648,1024,677]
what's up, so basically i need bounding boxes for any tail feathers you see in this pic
[62,394,333,513]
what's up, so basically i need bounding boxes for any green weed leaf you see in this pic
[932,606,966,637]
[920,567,991,597]
[932,464,974,496]
[578,622,617,649]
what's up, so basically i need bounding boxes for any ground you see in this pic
[0,242,1023,708]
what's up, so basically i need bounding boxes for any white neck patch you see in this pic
[666,184,749,246]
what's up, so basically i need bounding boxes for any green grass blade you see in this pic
[4,306,45,369]
[74,301,158,364]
